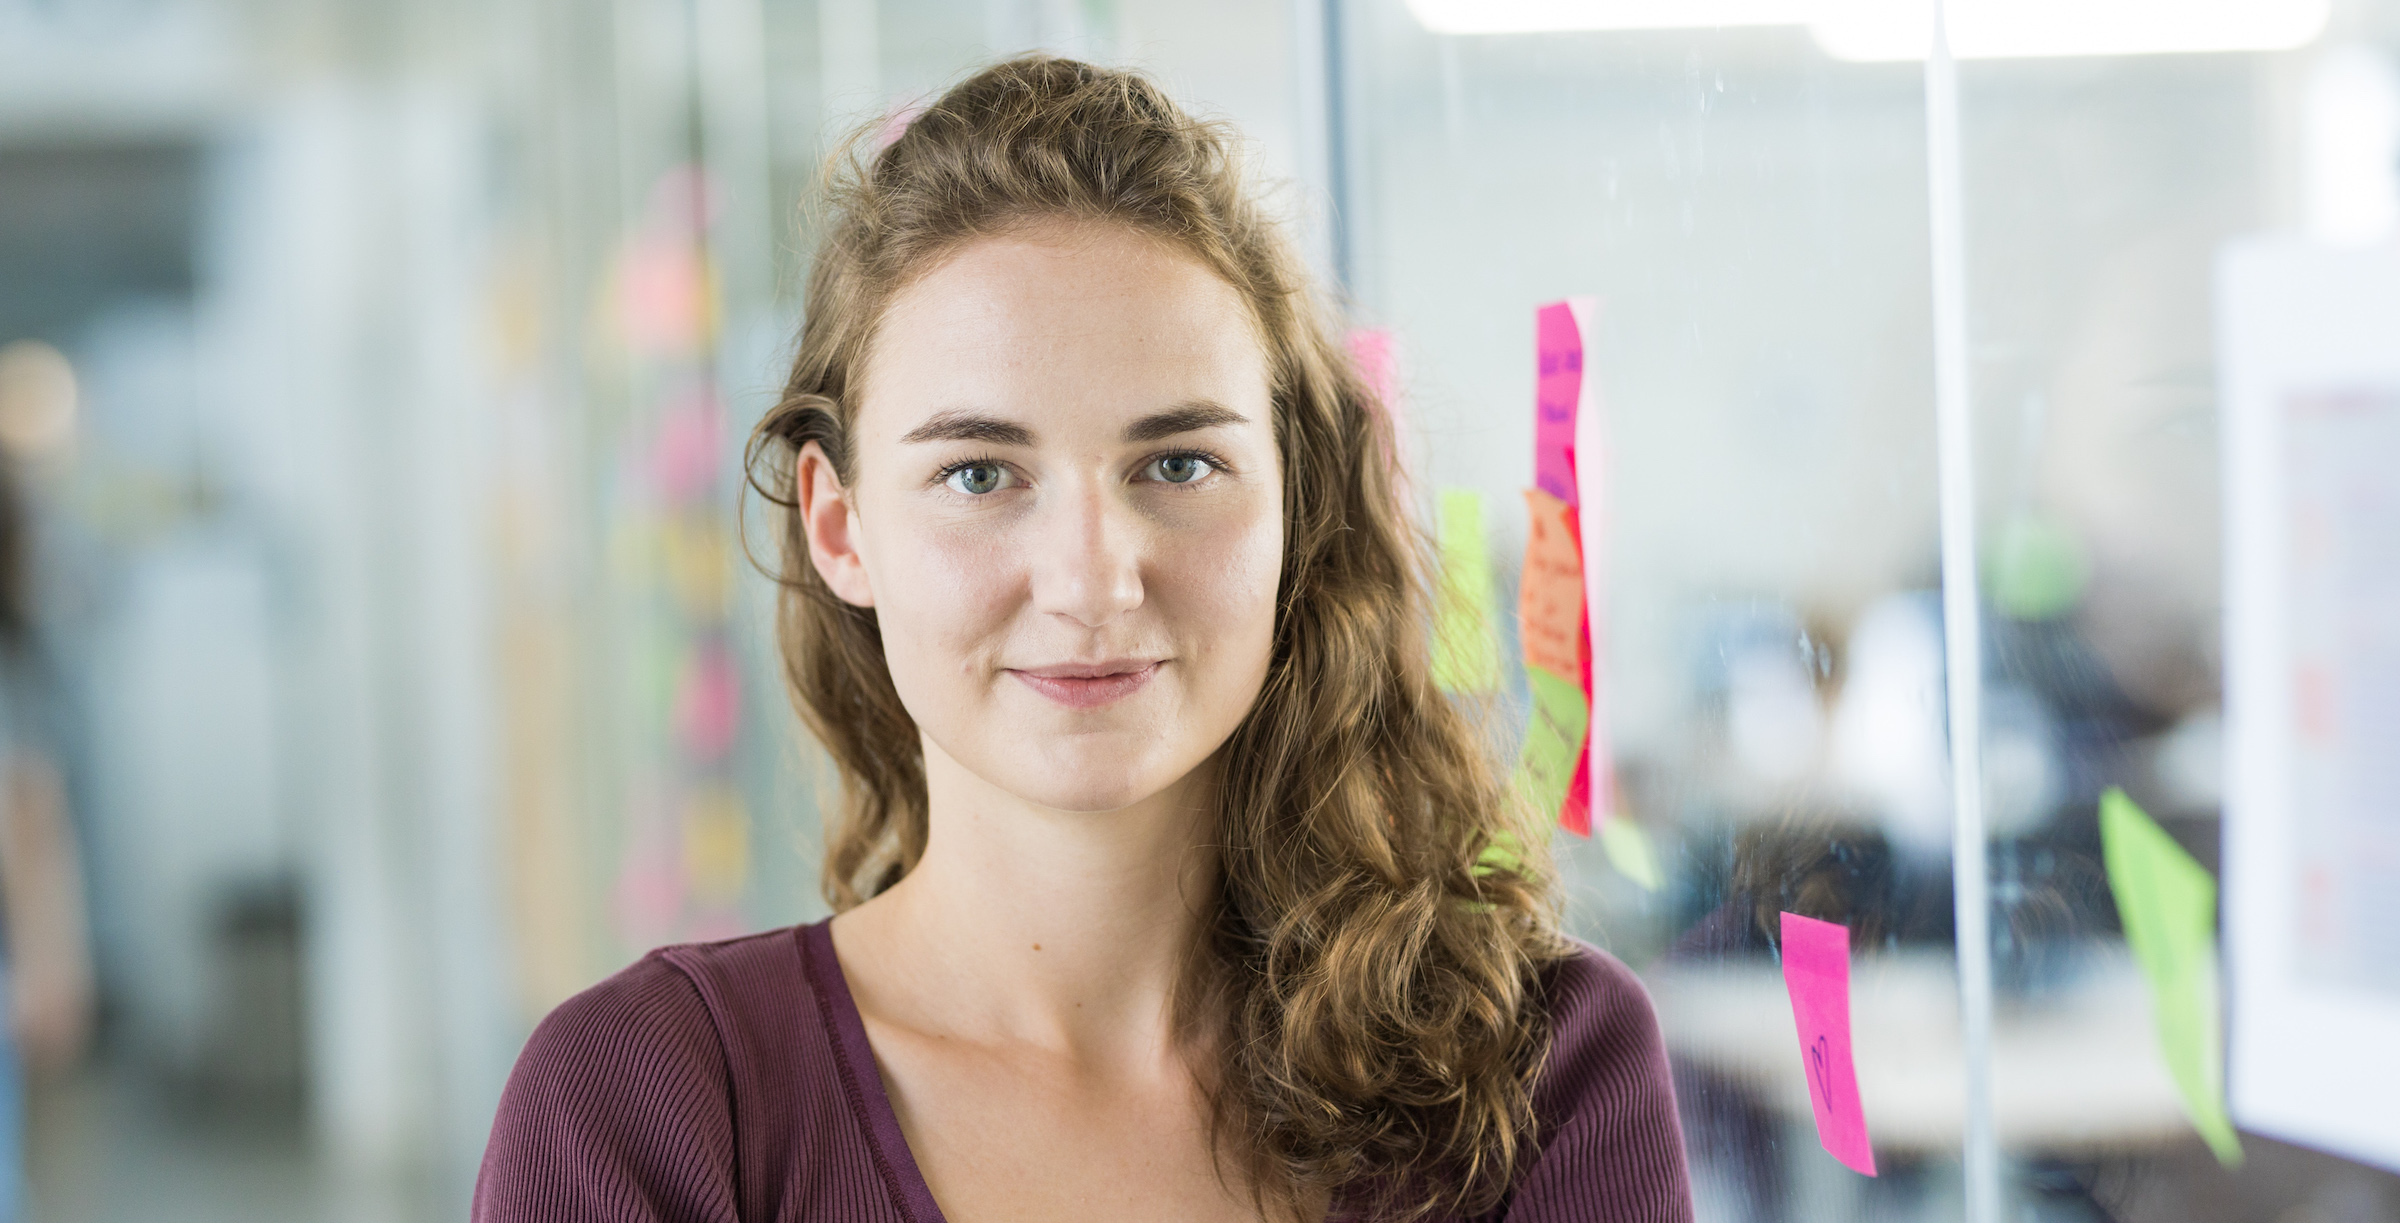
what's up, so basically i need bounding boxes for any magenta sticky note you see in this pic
[1347,327,1410,483]
[1534,302,1584,506]
[1349,327,1399,419]
[675,642,742,761]
[1779,912,1877,1176]
[651,387,725,502]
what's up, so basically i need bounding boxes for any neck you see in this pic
[849,739,1222,1063]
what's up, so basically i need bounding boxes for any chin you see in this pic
[992,740,1188,814]
[1005,769,1169,815]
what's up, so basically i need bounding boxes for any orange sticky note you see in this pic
[1519,488,1585,682]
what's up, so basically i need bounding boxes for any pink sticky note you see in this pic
[1565,298,1612,829]
[1559,736,1593,838]
[651,387,725,503]
[1779,912,1877,1176]
[1534,302,1585,506]
[1349,327,1399,420]
[674,641,742,762]
[1347,327,1410,485]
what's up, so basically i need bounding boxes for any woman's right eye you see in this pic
[944,463,1010,495]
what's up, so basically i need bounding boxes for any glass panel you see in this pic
[1340,6,1961,1219]
[1955,10,2400,1219]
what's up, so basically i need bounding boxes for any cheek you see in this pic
[1170,499,1284,681]
[860,513,1022,687]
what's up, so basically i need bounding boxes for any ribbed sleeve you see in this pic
[473,926,928,1223]
[471,953,742,1222]
[1497,941,1696,1222]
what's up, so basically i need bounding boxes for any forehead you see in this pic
[853,222,1271,437]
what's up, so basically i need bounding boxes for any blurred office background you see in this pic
[2,0,2398,1219]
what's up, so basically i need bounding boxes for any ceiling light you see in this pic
[1810,0,2329,61]
[1403,0,1814,35]
[1404,0,2330,60]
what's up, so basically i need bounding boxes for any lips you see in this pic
[1008,660,1161,710]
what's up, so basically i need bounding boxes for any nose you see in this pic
[1027,475,1145,628]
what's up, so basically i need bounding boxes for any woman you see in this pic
[0,400,90,1223]
[477,57,1690,1222]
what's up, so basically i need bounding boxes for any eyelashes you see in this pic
[933,453,1008,485]
[1143,448,1234,482]
[929,449,1236,493]
[936,454,1015,495]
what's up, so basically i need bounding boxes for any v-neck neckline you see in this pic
[798,919,951,1223]
[797,919,1376,1223]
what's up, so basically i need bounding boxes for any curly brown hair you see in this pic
[745,55,1567,1219]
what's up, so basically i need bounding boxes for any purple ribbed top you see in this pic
[472,920,1692,1222]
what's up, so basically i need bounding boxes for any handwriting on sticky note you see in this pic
[1807,1034,1835,1116]
[2101,787,2243,1168]
[1513,666,1589,824]
[1519,489,1585,682]
[1432,488,1502,694]
[1779,912,1877,1177]
[1534,302,1583,507]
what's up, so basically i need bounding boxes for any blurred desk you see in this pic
[1648,947,2190,1154]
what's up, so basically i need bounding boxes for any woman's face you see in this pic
[802,221,1284,815]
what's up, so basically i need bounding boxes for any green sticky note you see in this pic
[1474,827,1526,879]
[1988,513,2089,622]
[1600,817,1662,892]
[1431,488,1503,694]
[1512,666,1589,821]
[2101,787,2242,1167]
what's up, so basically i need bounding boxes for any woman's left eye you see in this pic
[1144,453,1215,485]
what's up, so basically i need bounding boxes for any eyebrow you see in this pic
[896,402,1249,447]
[898,411,1035,447]
[1122,402,1249,443]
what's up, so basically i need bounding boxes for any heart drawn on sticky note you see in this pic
[1808,1034,1833,1112]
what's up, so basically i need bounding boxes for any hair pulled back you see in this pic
[746,55,1565,1218]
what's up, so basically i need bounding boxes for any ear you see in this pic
[796,441,875,608]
